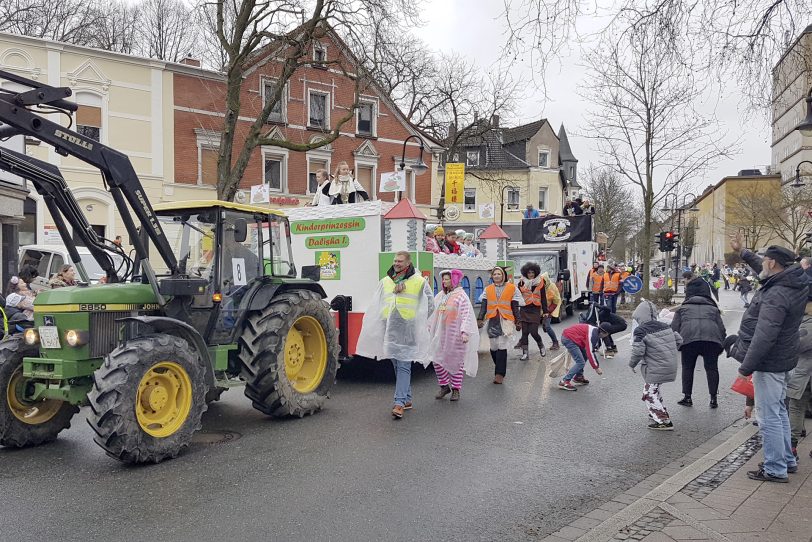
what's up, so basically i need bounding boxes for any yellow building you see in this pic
[0,32,219,248]
[433,119,576,240]
[690,173,783,265]
[771,24,812,183]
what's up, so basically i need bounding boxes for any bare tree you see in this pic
[136,0,198,62]
[767,185,812,252]
[90,1,142,54]
[582,165,638,252]
[583,9,736,296]
[727,183,778,250]
[0,0,106,45]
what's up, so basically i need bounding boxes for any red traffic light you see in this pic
[664,231,675,239]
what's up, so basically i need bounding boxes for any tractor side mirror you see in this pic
[232,218,248,243]
[301,265,321,282]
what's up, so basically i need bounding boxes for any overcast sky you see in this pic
[413,0,774,194]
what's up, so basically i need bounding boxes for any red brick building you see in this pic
[169,28,440,207]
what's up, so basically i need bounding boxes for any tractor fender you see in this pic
[117,316,216,391]
[246,281,327,312]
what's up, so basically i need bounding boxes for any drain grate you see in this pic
[680,433,762,500]
[192,430,242,445]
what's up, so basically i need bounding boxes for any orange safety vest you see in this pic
[604,272,622,294]
[621,271,630,281]
[591,273,605,293]
[519,280,544,307]
[485,283,517,320]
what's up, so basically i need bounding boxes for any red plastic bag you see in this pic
[731,375,755,399]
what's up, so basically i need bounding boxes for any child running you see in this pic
[558,323,606,391]
[629,300,683,430]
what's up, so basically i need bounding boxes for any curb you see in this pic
[545,419,759,542]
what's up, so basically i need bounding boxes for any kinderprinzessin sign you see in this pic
[291,217,366,235]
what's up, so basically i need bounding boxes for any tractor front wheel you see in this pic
[238,290,339,418]
[0,337,78,448]
[87,334,206,463]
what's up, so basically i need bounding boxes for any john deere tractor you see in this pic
[0,71,338,463]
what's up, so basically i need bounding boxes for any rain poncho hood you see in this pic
[428,281,479,377]
[355,265,435,365]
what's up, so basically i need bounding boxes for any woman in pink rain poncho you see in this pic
[429,269,479,401]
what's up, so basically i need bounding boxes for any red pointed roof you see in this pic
[384,198,427,220]
[479,222,510,239]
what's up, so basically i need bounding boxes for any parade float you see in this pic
[286,200,511,361]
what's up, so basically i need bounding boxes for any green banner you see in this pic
[292,217,366,235]
[305,235,350,249]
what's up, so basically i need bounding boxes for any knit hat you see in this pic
[685,277,714,300]
[455,229,466,237]
[426,224,437,234]
[463,233,474,241]
[434,226,445,235]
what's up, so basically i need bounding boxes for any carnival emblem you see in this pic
[543,218,572,241]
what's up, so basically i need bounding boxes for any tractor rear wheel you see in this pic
[238,290,339,418]
[0,337,78,448]
[87,334,206,463]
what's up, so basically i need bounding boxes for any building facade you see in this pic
[0,29,440,270]
[434,119,578,240]
[689,173,782,266]
[771,24,812,183]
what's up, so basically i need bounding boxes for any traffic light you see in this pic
[663,231,677,252]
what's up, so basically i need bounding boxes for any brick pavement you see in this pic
[541,419,812,542]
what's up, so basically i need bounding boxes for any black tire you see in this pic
[238,289,339,418]
[87,334,207,464]
[565,302,574,317]
[0,337,78,448]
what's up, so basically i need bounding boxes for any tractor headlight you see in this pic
[65,330,89,347]
[24,329,39,346]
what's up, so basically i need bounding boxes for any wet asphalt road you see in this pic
[0,291,749,542]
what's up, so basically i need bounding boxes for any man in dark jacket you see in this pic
[728,235,807,483]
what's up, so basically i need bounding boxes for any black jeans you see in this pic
[491,349,507,376]
[519,321,543,347]
[680,341,721,396]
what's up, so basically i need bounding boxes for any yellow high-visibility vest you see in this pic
[381,274,424,320]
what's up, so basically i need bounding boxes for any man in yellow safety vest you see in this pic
[355,251,435,419]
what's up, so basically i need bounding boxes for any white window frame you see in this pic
[538,186,548,211]
[463,187,476,212]
[261,148,288,193]
[75,90,106,145]
[538,149,550,168]
[356,99,377,137]
[506,187,520,210]
[313,43,327,67]
[307,157,331,195]
[354,159,378,200]
[466,150,479,167]
[261,77,287,124]
[194,129,220,186]
[307,90,330,130]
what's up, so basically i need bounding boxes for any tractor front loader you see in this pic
[0,70,338,464]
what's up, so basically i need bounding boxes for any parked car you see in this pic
[18,244,121,283]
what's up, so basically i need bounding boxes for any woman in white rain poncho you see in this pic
[429,269,479,401]
[355,251,435,418]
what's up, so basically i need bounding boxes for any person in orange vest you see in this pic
[603,263,623,313]
[517,262,550,361]
[586,261,600,304]
[477,266,523,384]
[588,264,606,306]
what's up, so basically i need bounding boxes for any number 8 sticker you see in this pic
[232,258,247,286]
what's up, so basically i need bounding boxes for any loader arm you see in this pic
[0,69,178,276]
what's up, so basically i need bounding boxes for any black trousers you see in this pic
[680,341,721,396]
[519,321,543,348]
[491,349,507,376]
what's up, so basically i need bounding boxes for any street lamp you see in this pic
[499,184,519,228]
[397,134,427,203]
[790,160,812,189]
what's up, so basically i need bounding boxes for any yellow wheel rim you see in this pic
[6,366,63,425]
[135,362,193,438]
[284,316,328,394]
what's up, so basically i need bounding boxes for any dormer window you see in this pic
[466,150,479,167]
[313,44,327,68]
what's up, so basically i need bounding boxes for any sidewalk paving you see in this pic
[542,419,812,542]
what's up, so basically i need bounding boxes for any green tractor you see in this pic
[0,72,338,463]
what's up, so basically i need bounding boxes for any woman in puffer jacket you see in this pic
[671,277,727,409]
[630,300,683,430]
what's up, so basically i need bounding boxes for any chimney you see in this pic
[491,114,499,128]
[180,55,201,67]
